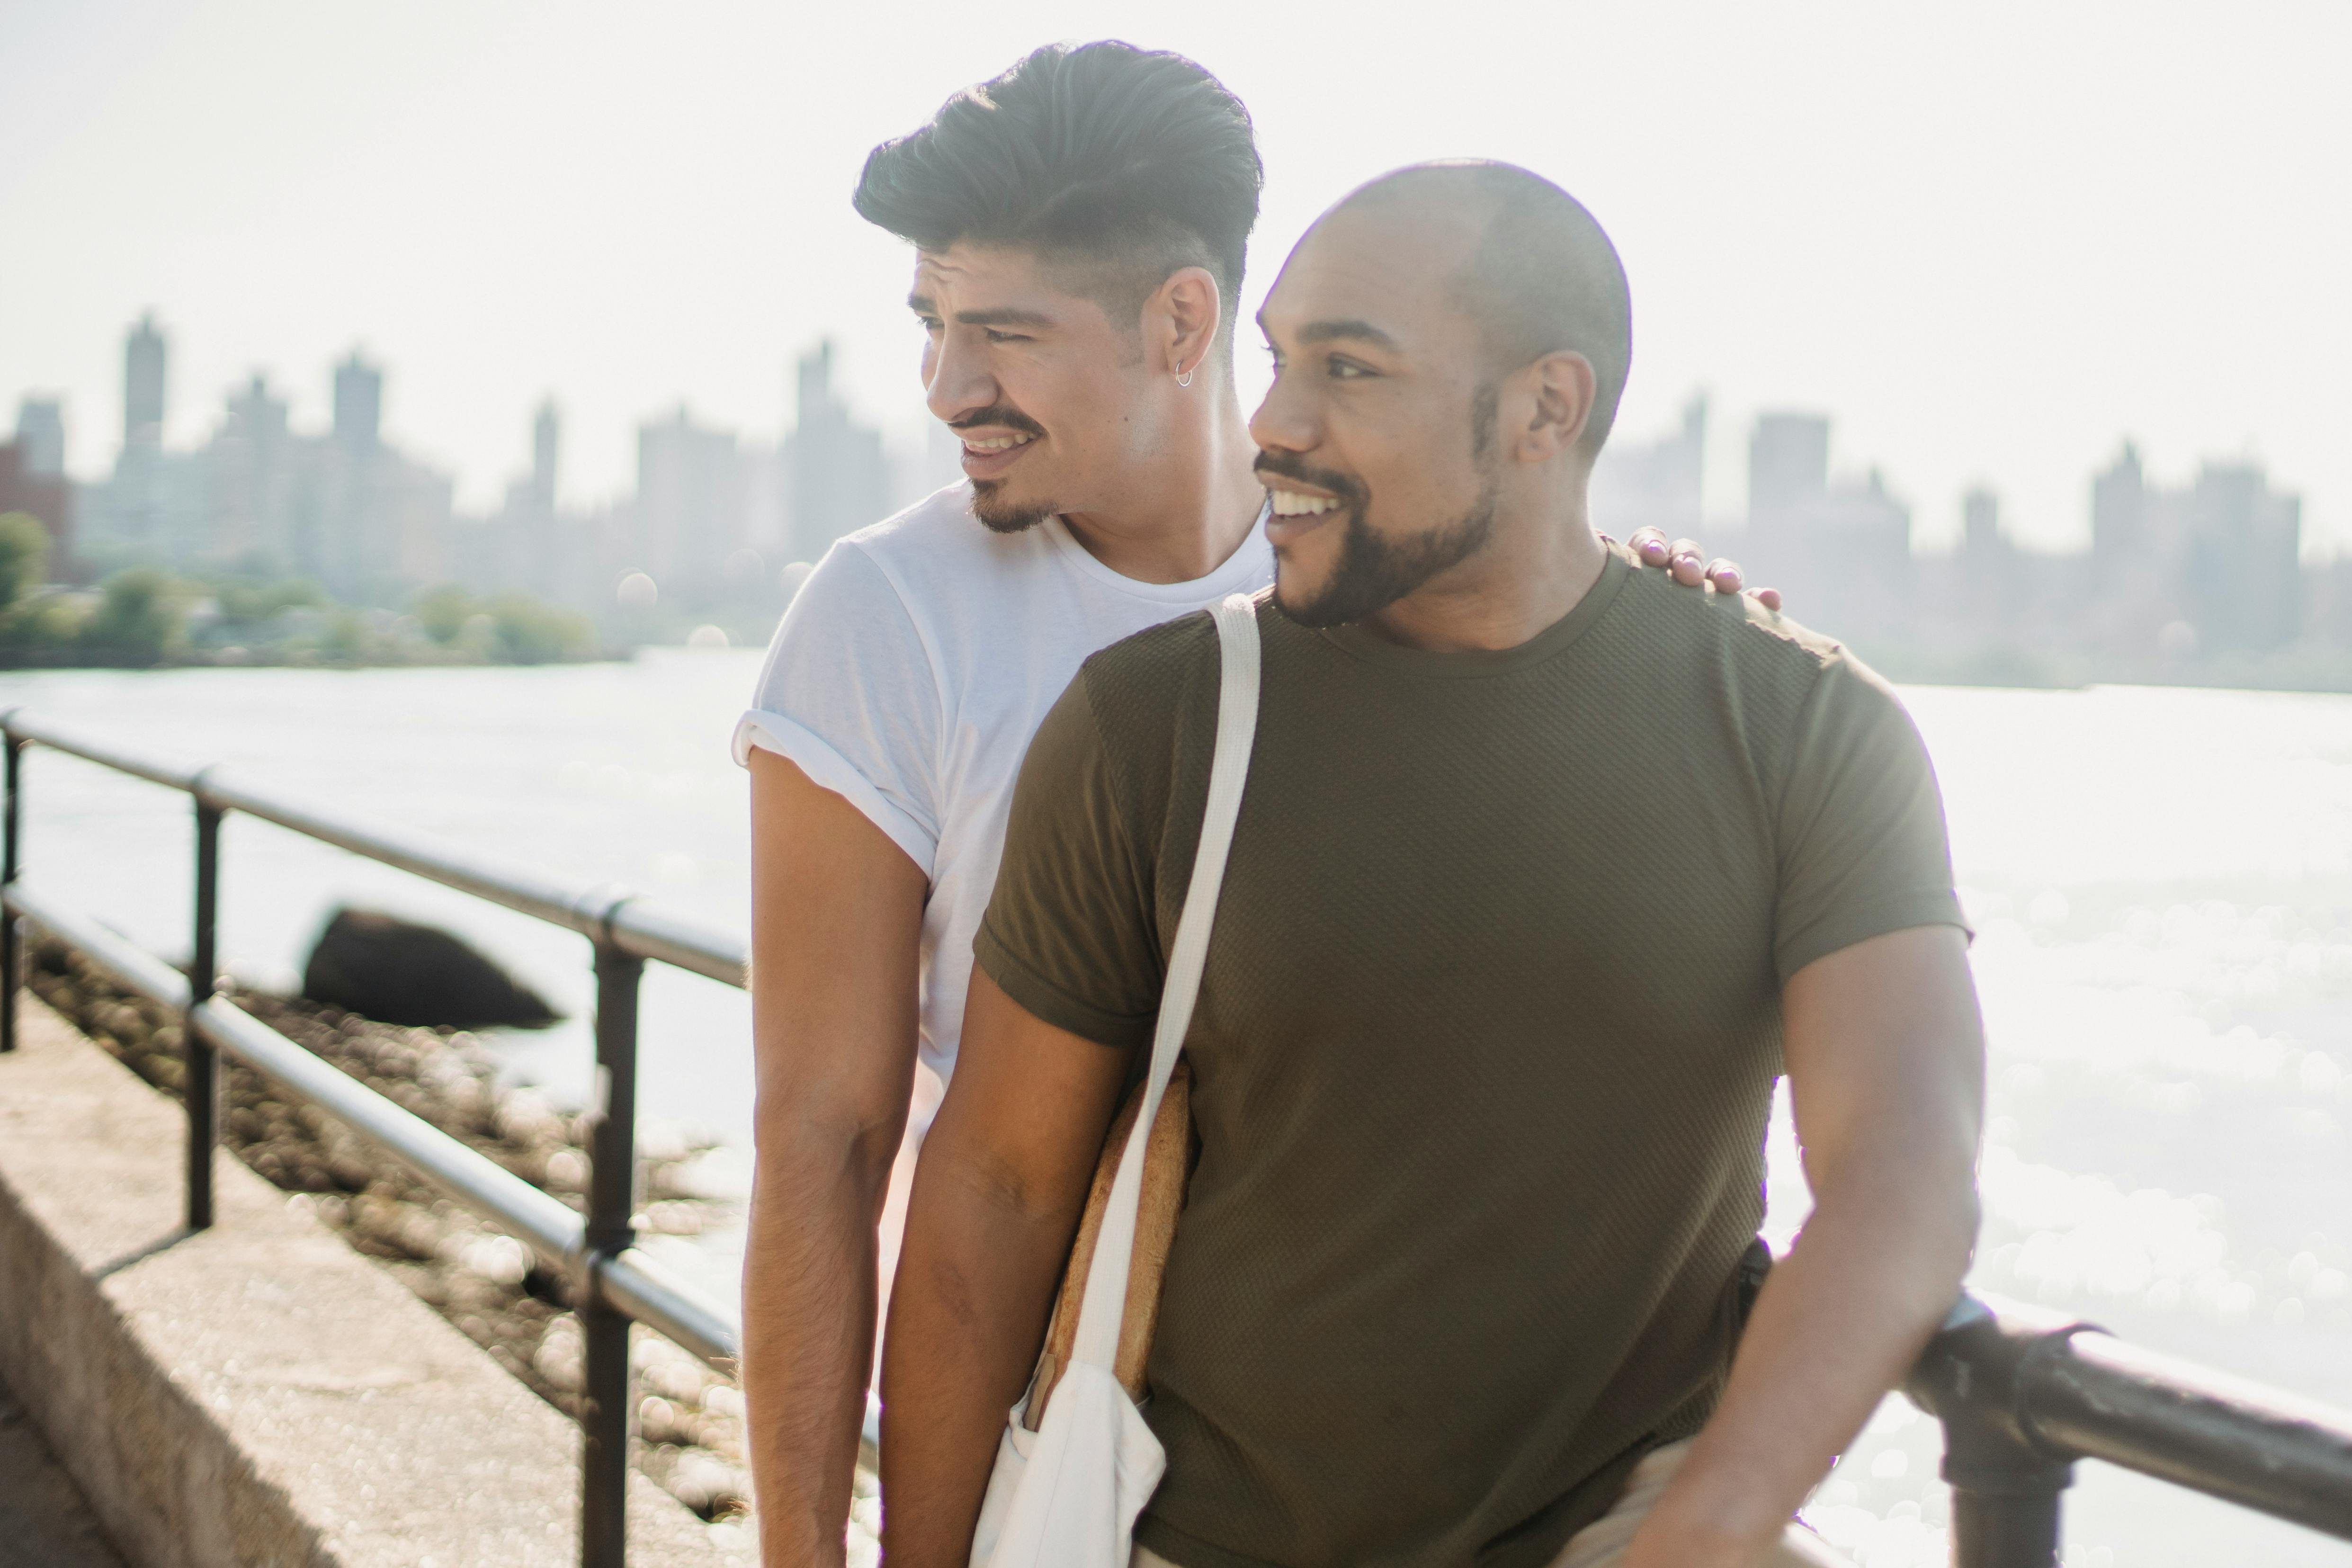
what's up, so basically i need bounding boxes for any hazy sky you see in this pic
[4,0,2347,554]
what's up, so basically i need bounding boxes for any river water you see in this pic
[6,655,2348,1568]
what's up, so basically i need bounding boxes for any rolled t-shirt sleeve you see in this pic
[733,542,943,876]
[1772,656,1969,983]
[973,672,1164,1051]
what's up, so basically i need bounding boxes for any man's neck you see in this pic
[1057,396,1264,586]
[1361,493,1609,654]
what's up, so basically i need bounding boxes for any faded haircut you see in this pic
[852,42,1264,357]
[1349,162,1634,457]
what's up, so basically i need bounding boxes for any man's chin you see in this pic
[1271,573,1379,630]
[969,479,1059,536]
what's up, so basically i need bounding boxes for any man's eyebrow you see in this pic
[905,296,1056,330]
[953,306,1055,329]
[1296,318,1401,350]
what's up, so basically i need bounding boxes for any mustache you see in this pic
[1252,449,1368,508]
[947,403,1047,438]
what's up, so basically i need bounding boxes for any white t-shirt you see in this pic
[733,482,1274,1087]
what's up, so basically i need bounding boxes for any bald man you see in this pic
[881,163,1984,1568]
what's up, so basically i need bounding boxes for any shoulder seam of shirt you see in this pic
[837,535,955,780]
[1767,643,1847,857]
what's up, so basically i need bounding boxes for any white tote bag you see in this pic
[970,591,1263,1568]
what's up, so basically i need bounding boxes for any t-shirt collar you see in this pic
[1316,549,1629,678]
[1044,500,1273,606]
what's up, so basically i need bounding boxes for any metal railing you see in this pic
[0,707,877,1567]
[1911,1292,2352,1565]
[5,710,2350,1567]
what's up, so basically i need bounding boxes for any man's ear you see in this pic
[1512,350,1597,463]
[1151,266,1224,381]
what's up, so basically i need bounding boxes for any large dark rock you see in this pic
[302,907,559,1029]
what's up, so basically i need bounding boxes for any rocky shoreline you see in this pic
[28,940,883,1557]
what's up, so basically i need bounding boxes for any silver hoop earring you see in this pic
[1176,367,1194,388]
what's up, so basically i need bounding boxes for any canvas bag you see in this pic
[969,591,1263,1568]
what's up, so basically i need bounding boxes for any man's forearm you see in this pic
[877,1154,1076,1568]
[1623,1179,1976,1567]
[743,1122,901,1568]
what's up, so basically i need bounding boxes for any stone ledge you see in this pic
[0,994,743,1568]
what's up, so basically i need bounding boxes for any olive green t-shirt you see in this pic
[974,547,1964,1568]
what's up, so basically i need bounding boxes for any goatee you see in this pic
[969,479,1059,535]
[1273,487,1497,629]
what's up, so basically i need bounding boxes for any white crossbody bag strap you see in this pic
[1068,591,1261,1372]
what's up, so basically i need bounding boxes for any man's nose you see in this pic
[925,329,998,425]
[1247,366,1319,459]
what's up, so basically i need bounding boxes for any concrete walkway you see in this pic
[0,992,742,1567]
[0,1368,128,1568]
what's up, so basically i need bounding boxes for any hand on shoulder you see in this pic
[1617,526,1783,614]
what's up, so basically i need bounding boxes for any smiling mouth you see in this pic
[1268,489,1342,518]
[961,431,1037,454]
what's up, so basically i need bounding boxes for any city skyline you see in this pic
[16,306,2324,687]
[9,305,2323,569]
[3,1,2345,558]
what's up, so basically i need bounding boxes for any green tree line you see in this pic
[0,513,597,668]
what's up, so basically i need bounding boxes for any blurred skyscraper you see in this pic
[2084,446,2300,657]
[15,398,65,478]
[124,314,166,451]
[784,340,889,563]
[77,324,452,595]
[1738,412,1912,641]
[633,405,745,598]
[333,352,383,456]
[531,400,558,512]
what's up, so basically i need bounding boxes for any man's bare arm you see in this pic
[878,970,1134,1568]
[1623,924,1985,1568]
[744,749,928,1568]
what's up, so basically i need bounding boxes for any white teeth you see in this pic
[962,432,1036,452]
[1269,490,1339,517]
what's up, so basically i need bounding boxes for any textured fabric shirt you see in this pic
[975,546,1966,1568]
[732,482,1271,1086]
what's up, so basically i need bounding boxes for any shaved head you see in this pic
[1334,161,1632,456]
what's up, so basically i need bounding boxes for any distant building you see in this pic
[75,321,452,596]
[530,400,558,513]
[1739,412,1912,640]
[455,399,577,598]
[1748,413,1831,517]
[124,314,166,450]
[15,398,64,478]
[2086,446,2300,655]
[784,340,889,563]
[1591,394,1704,541]
[333,352,383,457]
[208,372,295,566]
[0,417,74,580]
[634,405,746,598]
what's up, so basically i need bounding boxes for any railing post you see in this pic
[1907,1296,2082,1568]
[186,793,224,1230]
[581,930,644,1568]
[2,728,22,1054]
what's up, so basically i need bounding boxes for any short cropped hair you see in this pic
[853,42,1263,344]
[1350,163,1634,457]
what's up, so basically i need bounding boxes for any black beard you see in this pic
[969,478,1058,535]
[1273,484,1498,629]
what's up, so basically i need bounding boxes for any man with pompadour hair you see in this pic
[853,41,1262,348]
[736,50,1757,1567]
[884,161,1979,1568]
